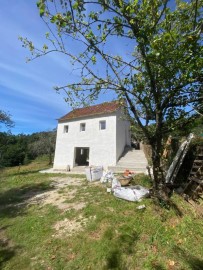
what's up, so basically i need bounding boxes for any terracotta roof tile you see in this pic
[58,101,121,122]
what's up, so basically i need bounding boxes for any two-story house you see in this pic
[53,100,131,171]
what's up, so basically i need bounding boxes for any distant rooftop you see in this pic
[58,100,122,122]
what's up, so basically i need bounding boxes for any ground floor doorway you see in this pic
[74,147,89,166]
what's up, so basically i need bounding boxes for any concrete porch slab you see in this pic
[39,167,86,175]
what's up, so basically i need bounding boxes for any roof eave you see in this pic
[58,109,119,122]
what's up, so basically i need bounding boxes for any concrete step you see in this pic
[117,162,147,168]
[120,152,146,156]
[119,153,146,157]
[108,148,148,174]
[71,166,86,173]
[120,149,144,154]
[119,154,146,159]
[120,156,146,160]
[118,157,147,162]
[108,166,147,174]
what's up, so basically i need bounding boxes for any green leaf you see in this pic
[51,16,57,23]
[72,1,79,10]
[37,1,46,17]
[43,44,48,51]
[39,7,45,17]
[91,55,96,64]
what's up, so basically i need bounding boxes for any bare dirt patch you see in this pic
[23,176,87,212]
[50,177,84,187]
[52,215,96,238]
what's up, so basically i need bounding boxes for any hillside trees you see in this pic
[0,133,27,167]
[20,0,203,197]
[28,130,56,164]
[0,130,56,167]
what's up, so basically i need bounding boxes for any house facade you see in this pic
[53,101,131,170]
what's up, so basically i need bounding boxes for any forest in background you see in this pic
[0,130,56,168]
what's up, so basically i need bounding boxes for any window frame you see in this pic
[80,123,86,132]
[64,125,69,133]
[99,120,106,130]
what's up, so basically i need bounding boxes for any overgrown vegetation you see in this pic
[0,158,202,269]
[0,130,56,168]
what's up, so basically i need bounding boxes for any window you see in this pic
[80,123,86,131]
[64,125,69,133]
[99,120,106,130]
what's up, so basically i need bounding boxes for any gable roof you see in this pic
[58,101,121,122]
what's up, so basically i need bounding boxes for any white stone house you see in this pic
[53,101,131,170]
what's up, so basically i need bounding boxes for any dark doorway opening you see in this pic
[75,147,89,166]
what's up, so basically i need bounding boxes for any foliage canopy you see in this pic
[21,0,203,193]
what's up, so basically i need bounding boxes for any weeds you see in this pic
[0,158,202,269]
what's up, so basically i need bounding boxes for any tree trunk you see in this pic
[150,133,169,202]
[151,141,163,190]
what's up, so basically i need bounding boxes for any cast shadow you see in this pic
[0,226,20,268]
[0,182,54,218]
[5,169,48,177]
[169,200,183,217]
[106,231,139,269]
[174,246,203,270]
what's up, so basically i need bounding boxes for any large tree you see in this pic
[0,110,14,129]
[21,0,203,197]
[28,130,56,165]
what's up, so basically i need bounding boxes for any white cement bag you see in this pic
[85,166,103,181]
[113,185,149,202]
[112,178,121,189]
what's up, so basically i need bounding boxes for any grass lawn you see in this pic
[0,156,203,270]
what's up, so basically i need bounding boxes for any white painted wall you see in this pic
[116,109,131,160]
[53,113,118,170]
[53,110,131,170]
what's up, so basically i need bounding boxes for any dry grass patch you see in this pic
[19,176,87,212]
[52,215,96,238]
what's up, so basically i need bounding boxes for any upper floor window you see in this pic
[80,123,86,132]
[64,125,69,133]
[99,120,106,130]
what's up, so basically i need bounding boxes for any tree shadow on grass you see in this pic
[0,182,54,218]
[174,246,203,270]
[106,231,139,269]
[4,169,50,177]
[169,200,183,217]
[0,243,16,269]
[0,226,20,268]
[106,249,122,269]
[154,197,183,218]
[150,265,165,270]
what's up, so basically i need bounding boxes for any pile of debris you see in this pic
[161,133,203,201]
[85,133,203,203]
[85,167,149,202]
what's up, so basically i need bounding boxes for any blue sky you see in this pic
[0,0,99,135]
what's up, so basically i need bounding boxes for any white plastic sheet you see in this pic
[100,170,115,183]
[112,178,149,202]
